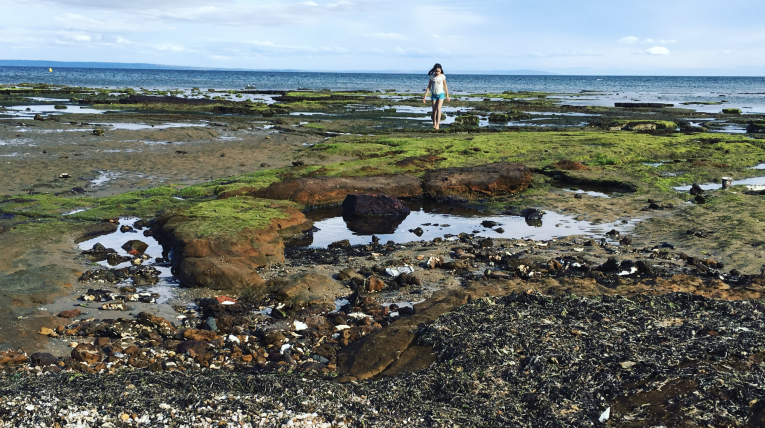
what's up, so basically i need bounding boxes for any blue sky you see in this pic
[0,0,763,75]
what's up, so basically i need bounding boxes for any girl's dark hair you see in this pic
[428,63,444,76]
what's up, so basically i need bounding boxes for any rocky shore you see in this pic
[2,83,765,426]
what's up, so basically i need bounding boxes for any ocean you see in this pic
[2,66,765,112]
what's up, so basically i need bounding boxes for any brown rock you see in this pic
[57,309,81,319]
[422,162,532,199]
[276,273,343,305]
[123,345,139,355]
[247,175,423,206]
[337,268,362,281]
[37,327,56,337]
[264,331,286,346]
[176,341,211,359]
[241,354,253,362]
[71,344,103,364]
[95,337,110,347]
[156,202,309,290]
[442,260,469,270]
[553,160,589,171]
[183,329,220,342]
[367,277,386,292]
[136,312,177,337]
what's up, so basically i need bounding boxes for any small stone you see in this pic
[620,361,637,369]
[57,309,81,318]
[37,327,56,336]
[121,240,149,255]
[203,317,218,332]
[30,353,58,367]
[71,344,103,364]
[367,277,385,292]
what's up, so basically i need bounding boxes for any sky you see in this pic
[0,0,763,75]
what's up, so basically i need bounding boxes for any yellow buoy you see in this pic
[49,68,53,72]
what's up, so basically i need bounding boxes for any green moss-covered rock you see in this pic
[454,115,479,126]
[722,108,742,115]
[488,113,509,123]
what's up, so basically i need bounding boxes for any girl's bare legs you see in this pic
[432,98,444,129]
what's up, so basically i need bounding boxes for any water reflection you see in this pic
[299,201,637,248]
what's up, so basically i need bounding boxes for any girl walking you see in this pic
[422,63,450,129]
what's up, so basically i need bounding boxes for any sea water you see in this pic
[1,67,765,111]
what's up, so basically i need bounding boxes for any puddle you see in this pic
[2,105,106,117]
[77,218,176,305]
[674,174,765,191]
[526,111,600,117]
[100,122,208,131]
[563,188,610,198]
[301,203,637,248]
[643,162,665,167]
[91,171,119,187]
[750,163,765,170]
[26,97,69,102]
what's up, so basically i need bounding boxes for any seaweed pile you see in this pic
[1,292,763,427]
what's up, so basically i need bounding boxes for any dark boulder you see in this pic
[121,240,149,255]
[342,194,410,218]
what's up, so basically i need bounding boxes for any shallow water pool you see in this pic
[302,203,637,248]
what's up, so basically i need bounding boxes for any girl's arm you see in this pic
[444,79,450,102]
[423,81,432,103]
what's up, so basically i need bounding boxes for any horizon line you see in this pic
[0,60,763,77]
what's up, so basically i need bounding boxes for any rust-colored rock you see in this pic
[136,312,177,337]
[183,329,220,342]
[57,309,81,319]
[553,160,589,171]
[367,277,386,292]
[71,344,102,365]
[422,162,532,199]
[276,273,344,306]
[246,175,423,206]
[154,203,309,290]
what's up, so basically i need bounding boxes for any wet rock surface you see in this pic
[422,162,533,199]
[249,175,423,205]
[341,193,410,218]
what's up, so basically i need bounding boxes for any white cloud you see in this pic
[723,50,733,55]
[24,0,375,27]
[155,44,186,52]
[646,46,670,55]
[618,36,639,44]
[210,55,231,60]
[367,33,407,41]
[620,36,678,45]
